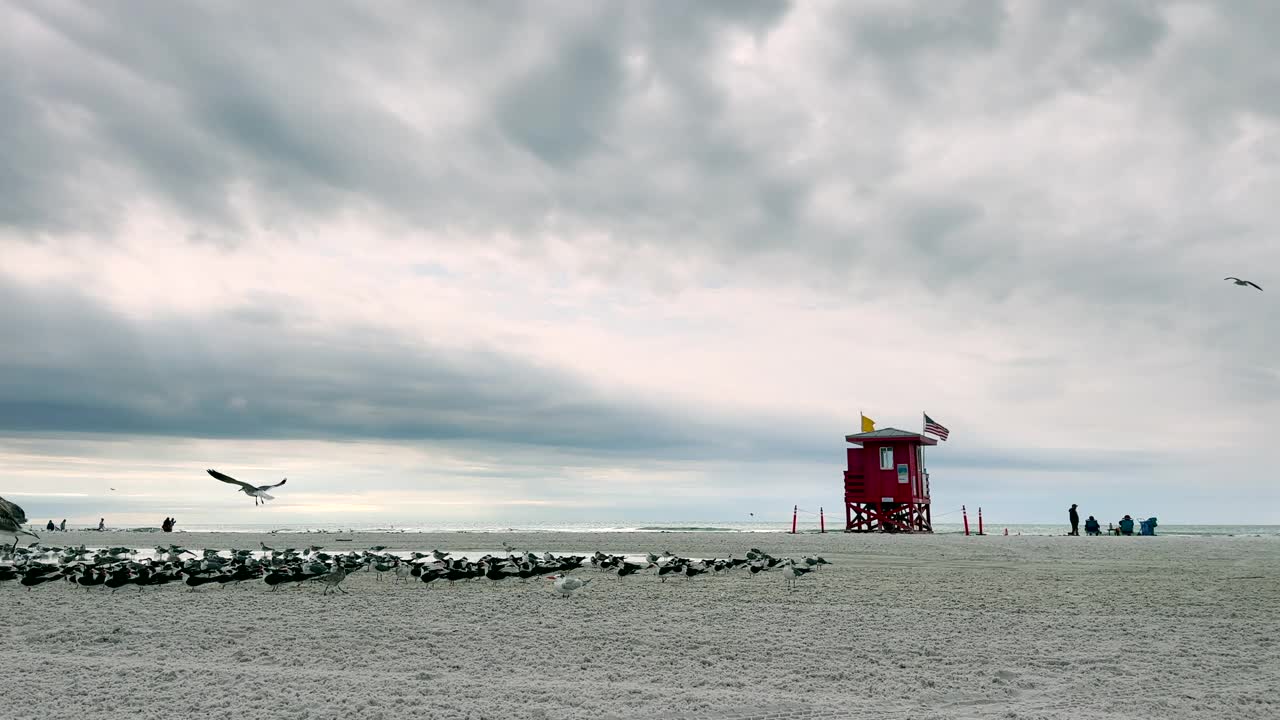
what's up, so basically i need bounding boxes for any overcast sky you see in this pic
[3,1,1277,528]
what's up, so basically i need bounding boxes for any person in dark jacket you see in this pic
[1118,515,1135,535]
[1068,504,1080,536]
[1084,516,1101,535]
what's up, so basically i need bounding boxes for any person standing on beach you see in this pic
[59,519,66,531]
[97,518,106,531]
[1068,504,1080,535]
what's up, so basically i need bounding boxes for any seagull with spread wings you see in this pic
[1225,277,1263,291]
[207,469,288,506]
[1,496,38,551]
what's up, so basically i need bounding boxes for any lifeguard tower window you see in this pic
[879,447,893,470]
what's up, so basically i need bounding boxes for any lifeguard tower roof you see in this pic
[845,427,938,446]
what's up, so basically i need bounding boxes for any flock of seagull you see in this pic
[4,494,829,596]
[0,538,830,596]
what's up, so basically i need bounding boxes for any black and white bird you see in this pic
[1225,277,1263,291]
[207,469,288,506]
[0,496,37,550]
[320,563,349,595]
[781,559,813,591]
[803,556,830,570]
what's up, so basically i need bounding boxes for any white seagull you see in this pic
[547,574,591,598]
[207,469,288,506]
[1,496,38,550]
[1224,277,1263,291]
[781,559,813,591]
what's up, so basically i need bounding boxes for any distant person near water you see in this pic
[1118,515,1135,536]
[1084,516,1101,535]
[97,518,106,531]
[161,517,177,532]
[59,519,66,531]
[1068,504,1080,535]
[46,520,55,532]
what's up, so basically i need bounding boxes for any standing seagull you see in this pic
[1224,277,1263,291]
[0,496,38,551]
[207,469,288,506]
[547,574,591,598]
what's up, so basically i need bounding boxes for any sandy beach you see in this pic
[4,530,1278,720]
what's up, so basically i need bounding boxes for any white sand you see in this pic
[4,531,1278,720]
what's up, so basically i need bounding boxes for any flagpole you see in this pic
[921,412,926,485]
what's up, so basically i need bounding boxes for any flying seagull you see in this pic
[207,469,287,506]
[1224,277,1263,291]
[0,496,38,551]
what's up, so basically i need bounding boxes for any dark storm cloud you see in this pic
[2,2,469,234]
[0,276,853,462]
[6,0,1272,301]
[496,33,626,167]
[1,274,1175,478]
[0,1,798,242]
[842,0,1008,97]
[0,277,656,449]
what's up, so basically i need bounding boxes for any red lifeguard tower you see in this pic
[843,428,936,533]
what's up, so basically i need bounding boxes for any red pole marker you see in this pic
[978,507,984,536]
[791,505,798,534]
[962,505,970,536]
[820,507,825,533]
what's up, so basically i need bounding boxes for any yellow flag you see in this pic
[861,414,875,433]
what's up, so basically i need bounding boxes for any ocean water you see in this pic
[127,520,1280,537]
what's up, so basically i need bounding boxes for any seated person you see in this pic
[1084,516,1101,535]
[1118,515,1135,535]
[46,520,56,531]
[1140,516,1158,536]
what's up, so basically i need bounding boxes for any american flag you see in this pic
[923,413,950,441]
